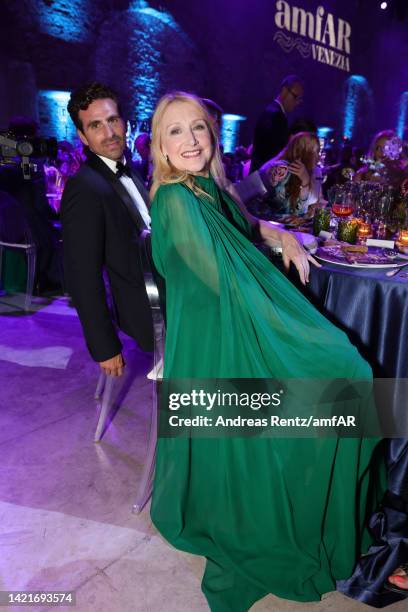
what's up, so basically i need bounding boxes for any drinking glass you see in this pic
[331,187,354,231]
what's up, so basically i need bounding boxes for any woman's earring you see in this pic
[164,153,169,163]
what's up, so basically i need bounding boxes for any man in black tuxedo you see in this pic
[61,82,153,377]
[250,75,304,172]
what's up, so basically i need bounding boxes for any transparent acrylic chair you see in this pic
[0,191,36,312]
[93,230,164,513]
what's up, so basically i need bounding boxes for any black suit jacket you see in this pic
[250,101,289,172]
[61,151,154,361]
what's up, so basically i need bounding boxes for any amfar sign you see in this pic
[273,2,351,72]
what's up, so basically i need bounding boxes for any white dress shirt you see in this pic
[274,98,286,115]
[97,154,151,229]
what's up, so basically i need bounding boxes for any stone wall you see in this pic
[1,0,406,148]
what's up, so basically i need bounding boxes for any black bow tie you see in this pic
[116,161,132,178]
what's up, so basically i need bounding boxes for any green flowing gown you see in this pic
[150,175,380,612]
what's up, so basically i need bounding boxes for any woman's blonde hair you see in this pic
[150,91,226,199]
[275,131,319,212]
[368,129,395,160]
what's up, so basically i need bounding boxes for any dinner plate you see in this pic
[270,214,313,229]
[315,246,408,269]
[265,220,285,229]
[284,220,313,230]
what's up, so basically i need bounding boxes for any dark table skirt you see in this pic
[306,262,408,607]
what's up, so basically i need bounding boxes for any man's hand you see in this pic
[280,231,320,285]
[99,352,125,377]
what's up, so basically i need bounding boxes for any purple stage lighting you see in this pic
[380,2,387,9]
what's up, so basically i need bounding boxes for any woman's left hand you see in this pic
[280,231,321,285]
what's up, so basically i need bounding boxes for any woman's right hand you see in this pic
[280,231,320,285]
[288,160,310,186]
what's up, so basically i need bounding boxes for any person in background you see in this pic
[356,129,408,188]
[322,142,360,196]
[258,131,321,217]
[132,132,152,185]
[351,146,364,171]
[221,151,234,181]
[242,144,253,178]
[355,129,395,182]
[224,146,249,183]
[250,74,304,172]
[0,116,61,292]
[201,97,223,135]
[44,140,83,213]
[369,129,396,162]
[57,140,83,176]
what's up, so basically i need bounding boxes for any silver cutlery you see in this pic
[386,263,408,277]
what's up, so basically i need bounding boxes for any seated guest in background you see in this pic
[321,146,338,167]
[323,142,360,196]
[351,146,364,171]
[369,129,396,162]
[242,144,253,178]
[250,74,304,172]
[356,129,408,188]
[57,140,83,177]
[201,97,223,134]
[131,132,152,185]
[221,151,235,180]
[355,129,395,182]
[223,146,249,183]
[44,140,84,213]
[259,131,321,217]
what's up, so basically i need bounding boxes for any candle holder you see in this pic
[357,222,373,244]
[337,219,359,244]
[395,229,408,254]
[313,208,330,236]
[399,229,408,243]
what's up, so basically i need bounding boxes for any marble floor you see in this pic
[0,294,406,612]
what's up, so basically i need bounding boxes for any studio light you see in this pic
[37,90,77,141]
[380,2,388,9]
[221,114,246,153]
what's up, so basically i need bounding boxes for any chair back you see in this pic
[138,230,163,313]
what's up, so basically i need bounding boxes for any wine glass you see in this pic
[331,187,354,231]
[332,192,354,218]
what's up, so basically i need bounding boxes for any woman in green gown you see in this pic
[149,92,380,611]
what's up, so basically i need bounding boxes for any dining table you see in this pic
[270,237,408,607]
[243,157,408,601]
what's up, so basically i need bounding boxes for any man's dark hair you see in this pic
[201,97,224,126]
[280,74,304,91]
[290,117,317,135]
[67,82,122,131]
